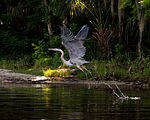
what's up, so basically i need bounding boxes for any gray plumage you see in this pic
[60,25,89,66]
[49,25,91,80]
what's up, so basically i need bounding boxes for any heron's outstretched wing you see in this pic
[75,25,89,40]
[60,25,89,60]
[60,25,74,43]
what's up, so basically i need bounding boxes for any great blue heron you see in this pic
[49,25,92,80]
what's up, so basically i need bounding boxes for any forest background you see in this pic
[0,0,150,82]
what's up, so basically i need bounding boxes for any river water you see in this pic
[0,84,149,120]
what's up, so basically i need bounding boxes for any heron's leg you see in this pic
[82,66,95,80]
[77,65,88,80]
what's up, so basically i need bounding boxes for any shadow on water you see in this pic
[0,83,150,120]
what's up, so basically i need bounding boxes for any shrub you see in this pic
[32,40,49,59]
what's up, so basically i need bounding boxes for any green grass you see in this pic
[15,69,43,75]
[0,59,43,75]
[0,57,150,83]
[86,58,150,81]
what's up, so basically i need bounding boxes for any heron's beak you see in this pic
[48,48,53,50]
[48,48,59,51]
[48,48,55,51]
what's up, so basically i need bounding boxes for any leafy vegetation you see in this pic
[43,68,71,77]
[0,0,150,82]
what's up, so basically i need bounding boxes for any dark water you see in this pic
[0,85,149,120]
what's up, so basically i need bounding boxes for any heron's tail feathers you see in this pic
[84,61,90,63]
[79,58,90,63]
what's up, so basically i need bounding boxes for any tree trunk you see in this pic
[47,23,52,36]
[43,0,52,36]
[118,0,124,42]
[136,0,145,58]
[104,0,107,9]
[111,0,114,16]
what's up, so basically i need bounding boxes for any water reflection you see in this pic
[0,86,149,120]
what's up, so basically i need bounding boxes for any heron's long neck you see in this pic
[58,49,69,64]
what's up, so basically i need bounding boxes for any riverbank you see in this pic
[0,69,149,89]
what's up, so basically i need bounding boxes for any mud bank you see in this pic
[0,69,149,89]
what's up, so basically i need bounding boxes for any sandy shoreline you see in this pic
[0,69,149,89]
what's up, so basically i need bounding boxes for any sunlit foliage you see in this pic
[43,68,71,77]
